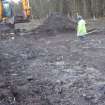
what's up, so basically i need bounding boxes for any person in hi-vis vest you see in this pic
[77,16,87,41]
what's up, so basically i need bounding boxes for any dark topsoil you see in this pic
[0,14,105,105]
[32,13,75,36]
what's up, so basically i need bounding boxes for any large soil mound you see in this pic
[34,12,75,34]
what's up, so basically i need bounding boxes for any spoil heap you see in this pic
[34,12,75,35]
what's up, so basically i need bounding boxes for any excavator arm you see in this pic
[22,0,31,18]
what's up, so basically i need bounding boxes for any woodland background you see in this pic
[16,0,105,19]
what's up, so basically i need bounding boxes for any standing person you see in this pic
[77,16,87,41]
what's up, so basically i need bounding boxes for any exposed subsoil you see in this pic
[0,16,105,105]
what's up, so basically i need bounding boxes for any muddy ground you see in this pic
[0,18,105,105]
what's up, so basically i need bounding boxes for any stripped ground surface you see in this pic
[0,19,105,105]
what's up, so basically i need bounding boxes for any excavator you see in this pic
[0,0,31,31]
[14,0,31,23]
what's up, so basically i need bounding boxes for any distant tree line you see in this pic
[28,0,105,19]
